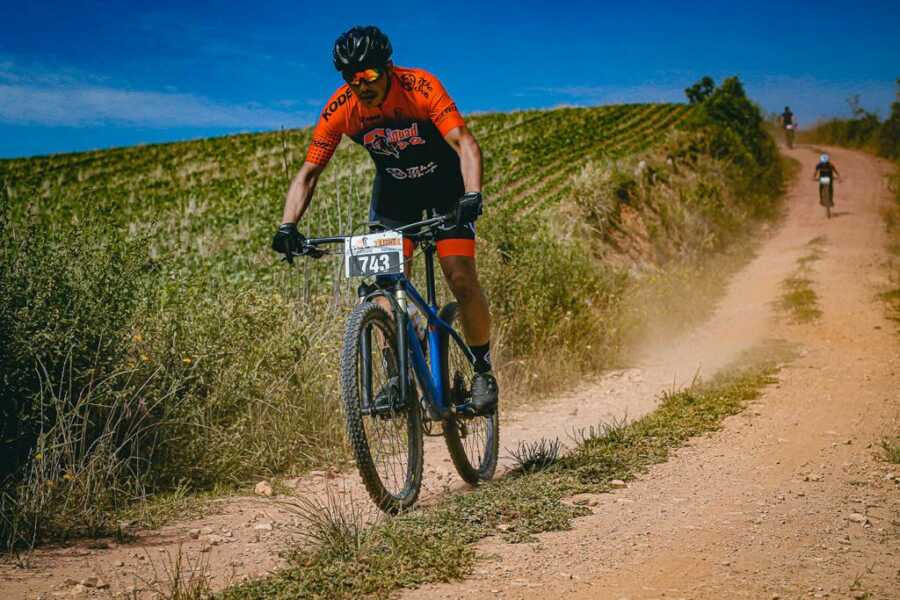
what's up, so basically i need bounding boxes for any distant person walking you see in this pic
[781,106,796,149]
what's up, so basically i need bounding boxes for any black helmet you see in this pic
[332,26,392,72]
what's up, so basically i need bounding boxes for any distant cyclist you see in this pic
[271,25,498,414]
[813,153,841,217]
[781,106,796,148]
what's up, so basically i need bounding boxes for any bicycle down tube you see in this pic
[303,213,475,419]
[383,277,471,418]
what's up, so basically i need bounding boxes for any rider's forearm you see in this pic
[281,163,320,224]
[458,134,482,193]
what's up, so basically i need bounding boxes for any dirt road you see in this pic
[2,145,897,599]
[401,146,900,599]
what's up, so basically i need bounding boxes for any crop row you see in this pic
[496,104,694,215]
[1,103,692,285]
[486,104,670,199]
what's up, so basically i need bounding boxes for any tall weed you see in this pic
[133,283,349,487]
[1,362,167,546]
[0,205,150,482]
[479,210,628,394]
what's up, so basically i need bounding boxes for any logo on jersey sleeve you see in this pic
[322,88,353,122]
[398,72,434,98]
[399,73,416,91]
[414,77,433,98]
[362,123,426,158]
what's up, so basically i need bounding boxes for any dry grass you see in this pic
[776,240,825,324]
[1,361,171,549]
[880,436,900,464]
[138,545,214,600]
[507,438,564,474]
[280,485,379,561]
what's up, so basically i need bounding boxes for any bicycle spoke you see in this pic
[356,318,413,498]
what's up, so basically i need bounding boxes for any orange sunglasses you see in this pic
[344,67,385,87]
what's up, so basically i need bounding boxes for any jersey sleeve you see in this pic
[422,73,466,136]
[305,89,349,166]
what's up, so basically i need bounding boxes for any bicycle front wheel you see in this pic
[340,301,423,513]
[439,302,499,485]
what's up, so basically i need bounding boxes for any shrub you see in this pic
[131,282,349,488]
[805,81,900,158]
[878,80,900,160]
[0,203,150,484]
[479,208,628,385]
[682,76,784,208]
[0,202,155,546]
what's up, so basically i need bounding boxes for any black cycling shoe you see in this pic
[470,372,499,415]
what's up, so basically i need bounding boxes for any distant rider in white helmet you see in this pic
[813,153,841,214]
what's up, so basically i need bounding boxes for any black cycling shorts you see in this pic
[369,178,475,258]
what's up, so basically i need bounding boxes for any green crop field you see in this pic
[1,103,692,284]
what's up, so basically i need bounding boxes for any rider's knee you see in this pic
[446,269,480,303]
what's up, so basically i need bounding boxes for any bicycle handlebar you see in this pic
[290,213,454,259]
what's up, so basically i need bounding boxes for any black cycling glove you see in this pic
[272,223,307,262]
[456,192,483,225]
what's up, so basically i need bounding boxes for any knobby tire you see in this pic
[439,302,499,485]
[340,301,423,513]
[820,184,834,219]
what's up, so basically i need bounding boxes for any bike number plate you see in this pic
[345,230,404,278]
[820,176,831,184]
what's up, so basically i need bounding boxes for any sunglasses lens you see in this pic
[346,68,382,86]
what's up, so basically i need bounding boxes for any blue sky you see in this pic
[1,0,898,159]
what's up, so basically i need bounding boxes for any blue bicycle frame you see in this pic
[368,240,474,420]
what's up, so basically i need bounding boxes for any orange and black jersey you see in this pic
[306,66,466,219]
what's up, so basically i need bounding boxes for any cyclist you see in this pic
[781,106,794,128]
[272,25,498,414]
[813,153,840,181]
[781,106,796,148]
[813,153,840,206]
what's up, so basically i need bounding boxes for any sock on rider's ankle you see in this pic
[470,342,492,374]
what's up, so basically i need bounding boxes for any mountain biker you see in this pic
[813,153,840,207]
[781,106,796,147]
[271,25,498,414]
[781,106,795,128]
[813,153,840,182]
